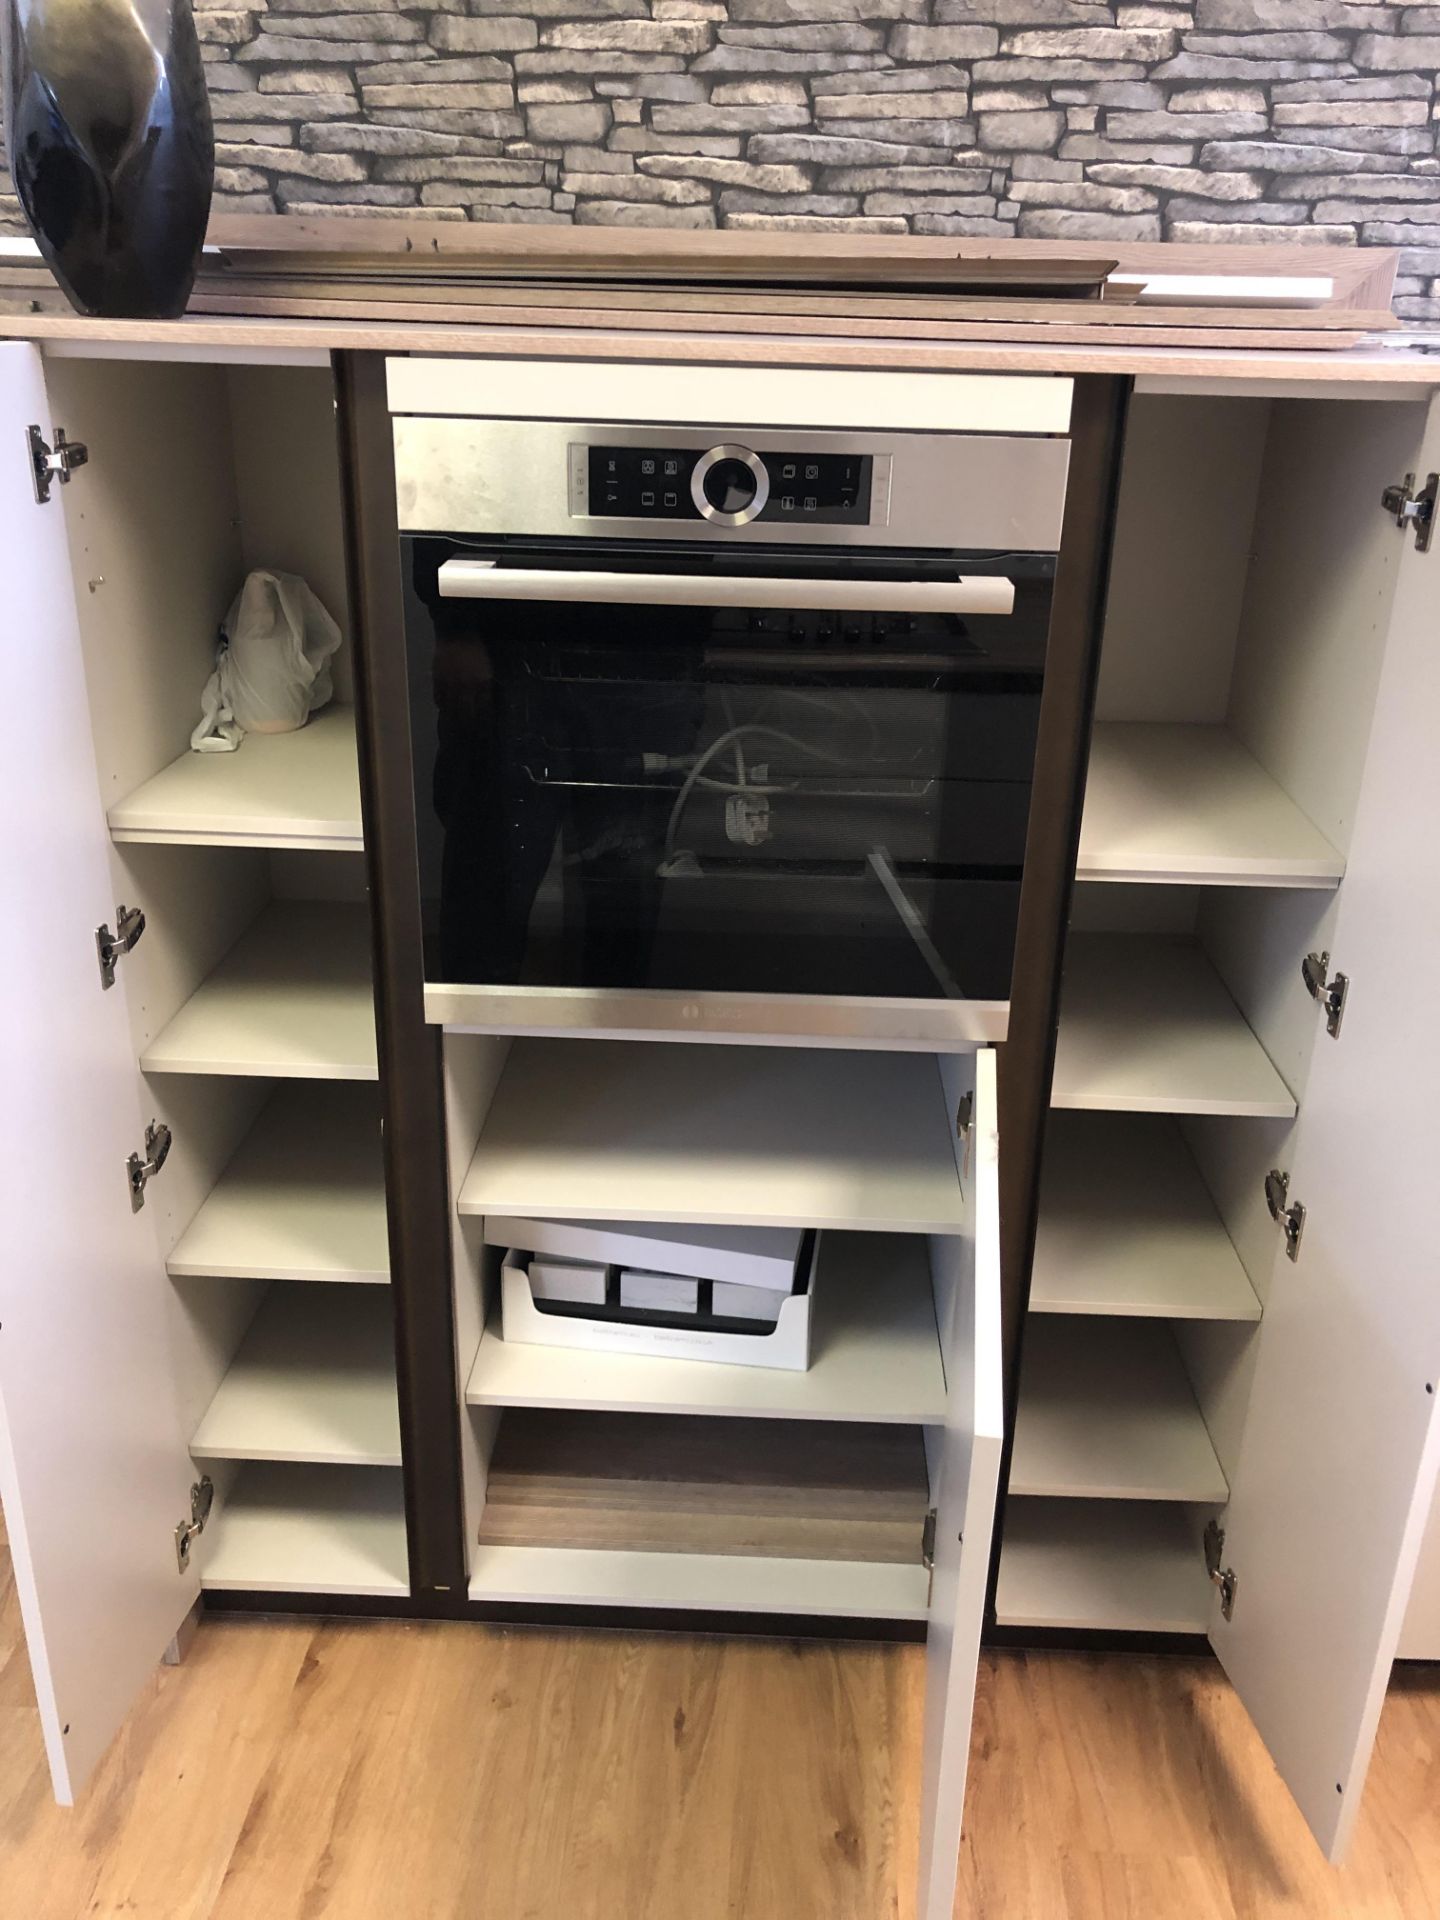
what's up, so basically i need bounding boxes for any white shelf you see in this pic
[141,902,378,1081]
[1051,934,1296,1118]
[109,706,363,852]
[190,1285,400,1466]
[995,1499,1212,1634]
[1032,1114,1261,1321]
[467,1545,930,1621]
[1010,1317,1229,1503]
[458,1040,965,1234]
[200,1463,408,1597]
[1078,723,1343,889]
[466,1231,947,1424]
[168,1083,388,1284]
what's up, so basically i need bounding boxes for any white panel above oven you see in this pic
[385,358,1074,438]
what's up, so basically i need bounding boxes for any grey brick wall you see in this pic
[3,2,1439,318]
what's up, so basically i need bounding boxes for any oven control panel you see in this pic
[580,442,873,529]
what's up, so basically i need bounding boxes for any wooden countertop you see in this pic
[8,308,1440,389]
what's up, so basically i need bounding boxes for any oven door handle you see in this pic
[436,559,1015,617]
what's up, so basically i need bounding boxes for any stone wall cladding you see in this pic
[2,1,1438,318]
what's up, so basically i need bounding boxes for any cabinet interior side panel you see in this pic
[107,844,273,1055]
[1170,1319,1258,1494]
[444,1032,513,1567]
[45,358,245,801]
[1194,887,1339,1115]
[1180,1113,1295,1315]
[1095,396,1270,726]
[1226,398,1428,857]
[225,364,355,705]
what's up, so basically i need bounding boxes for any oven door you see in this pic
[404,538,1054,1048]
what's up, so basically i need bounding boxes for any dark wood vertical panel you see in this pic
[333,350,467,1597]
[989,376,1130,1624]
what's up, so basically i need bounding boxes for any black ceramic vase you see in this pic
[2,0,214,318]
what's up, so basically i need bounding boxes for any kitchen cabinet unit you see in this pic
[0,303,1437,1905]
[998,383,1440,1857]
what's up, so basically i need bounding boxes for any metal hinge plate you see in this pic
[126,1119,172,1213]
[1381,471,1436,552]
[27,423,89,506]
[1301,950,1348,1039]
[1204,1519,1237,1623]
[1264,1167,1306,1263]
[95,904,146,990]
[921,1506,937,1571]
[175,1476,214,1572]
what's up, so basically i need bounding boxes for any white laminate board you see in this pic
[1032,1114,1261,1321]
[458,1041,965,1233]
[995,1500,1211,1633]
[1010,1318,1229,1503]
[167,1083,388,1284]
[107,707,363,851]
[467,1544,930,1620]
[189,1286,400,1466]
[1079,724,1343,888]
[1051,934,1296,1118]
[466,1231,946,1423]
[387,357,1073,434]
[141,902,378,1080]
[200,1463,408,1596]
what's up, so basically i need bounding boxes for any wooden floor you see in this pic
[2,1541,1438,1919]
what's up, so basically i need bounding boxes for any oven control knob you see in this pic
[691,443,770,527]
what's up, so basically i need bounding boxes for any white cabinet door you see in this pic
[1208,393,1440,1860]
[919,1047,1004,1919]
[0,343,200,1802]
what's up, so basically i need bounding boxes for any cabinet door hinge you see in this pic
[175,1476,214,1572]
[95,904,146,990]
[1204,1519,1237,1623]
[1380,471,1436,553]
[27,423,89,505]
[921,1506,937,1571]
[1264,1167,1306,1263]
[1301,950,1348,1038]
[126,1120,172,1213]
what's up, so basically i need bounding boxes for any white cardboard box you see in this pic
[499,1244,815,1373]
[619,1270,700,1315]
[530,1258,608,1306]
[712,1280,789,1326]
[484,1215,800,1292]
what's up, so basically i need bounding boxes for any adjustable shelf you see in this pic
[995,1499,1212,1634]
[190,1285,400,1467]
[200,1463,408,1597]
[108,706,363,852]
[1051,934,1296,1118]
[466,1231,947,1424]
[141,903,378,1081]
[1078,723,1344,889]
[168,1083,388,1284]
[458,1039,965,1234]
[1031,1114,1261,1321]
[1009,1318,1229,1503]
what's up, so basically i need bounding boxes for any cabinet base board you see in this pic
[196,1587,928,1641]
[984,1622,1210,1656]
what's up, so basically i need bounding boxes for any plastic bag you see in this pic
[191,570,342,754]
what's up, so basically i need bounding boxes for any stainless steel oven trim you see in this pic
[395,418,1069,552]
[423,982,1008,1051]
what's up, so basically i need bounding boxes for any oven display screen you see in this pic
[586,445,872,526]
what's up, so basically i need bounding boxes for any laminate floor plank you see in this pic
[2,1537,1439,1919]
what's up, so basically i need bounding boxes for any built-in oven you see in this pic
[393,406,1071,1048]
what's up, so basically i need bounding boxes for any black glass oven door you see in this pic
[403,539,1054,1015]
